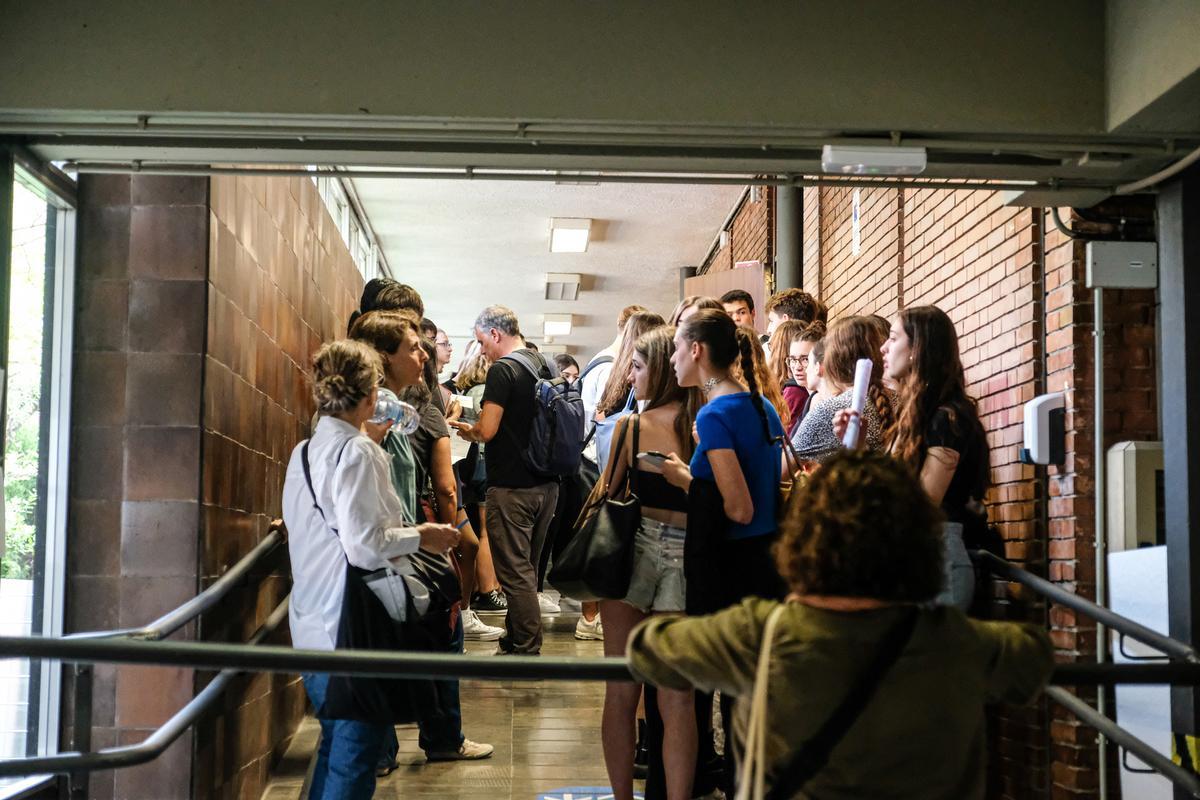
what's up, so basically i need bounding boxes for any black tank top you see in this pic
[637,470,688,512]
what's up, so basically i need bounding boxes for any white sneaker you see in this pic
[426,738,494,761]
[461,609,503,641]
[538,592,561,615]
[574,613,604,641]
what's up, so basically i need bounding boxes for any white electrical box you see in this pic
[1107,441,1164,553]
[1086,241,1158,289]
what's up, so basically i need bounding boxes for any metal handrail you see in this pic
[0,599,290,778]
[65,525,285,641]
[972,550,1200,663]
[1047,687,1200,798]
[3,630,1200,687]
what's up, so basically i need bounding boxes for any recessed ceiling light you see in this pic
[821,145,927,175]
[545,273,582,301]
[550,218,592,253]
[543,313,573,337]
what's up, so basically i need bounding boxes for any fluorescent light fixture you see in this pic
[549,218,592,253]
[543,313,574,338]
[539,343,568,355]
[545,273,582,301]
[821,145,927,176]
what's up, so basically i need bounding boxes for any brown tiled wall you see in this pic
[68,172,363,799]
[68,174,210,800]
[195,174,363,799]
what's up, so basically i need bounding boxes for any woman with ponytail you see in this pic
[789,316,895,461]
[659,309,786,796]
[836,305,990,610]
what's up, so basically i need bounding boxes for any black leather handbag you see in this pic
[548,414,642,601]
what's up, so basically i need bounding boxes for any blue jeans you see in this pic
[377,614,466,769]
[303,673,391,800]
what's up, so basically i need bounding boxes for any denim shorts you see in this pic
[625,519,687,613]
[934,521,975,611]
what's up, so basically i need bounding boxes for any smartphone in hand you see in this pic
[637,451,669,472]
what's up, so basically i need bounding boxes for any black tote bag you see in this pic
[548,414,642,601]
[301,442,436,724]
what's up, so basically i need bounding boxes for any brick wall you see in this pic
[701,187,773,277]
[801,185,1161,798]
[198,173,363,799]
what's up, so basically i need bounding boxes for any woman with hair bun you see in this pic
[282,340,460,799]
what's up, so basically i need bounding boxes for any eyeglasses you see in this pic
[786,356,810,368]
[435,341,452,349]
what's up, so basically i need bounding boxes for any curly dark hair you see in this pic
[775,451,944,602]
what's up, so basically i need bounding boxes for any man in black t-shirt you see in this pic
[451,305,559,655]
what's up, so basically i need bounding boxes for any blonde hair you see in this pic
[312,339,382,415]
[455,351,492,392]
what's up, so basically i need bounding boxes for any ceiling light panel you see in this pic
[549,217,592,253]
[821,145,927,175]
[543,313,574,337]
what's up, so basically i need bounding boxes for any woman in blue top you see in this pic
[659,308,787,798]
[661,307,787,611]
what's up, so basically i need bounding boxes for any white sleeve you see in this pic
[331,439,421,569]
[582,362,614,423]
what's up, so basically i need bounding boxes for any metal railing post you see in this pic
[68,663,91,800]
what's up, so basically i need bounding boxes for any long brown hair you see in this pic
[597,311,666,415]
[634,326,699,460]
[668,295,723,327]
[823,316,896,438]
[890,306,989,483]
[679,309,774,443]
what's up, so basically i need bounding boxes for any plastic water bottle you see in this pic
[371,387,420,434]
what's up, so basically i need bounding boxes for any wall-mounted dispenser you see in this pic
[1020,392,1066,465]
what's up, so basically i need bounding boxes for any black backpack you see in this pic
[501,350,586,478]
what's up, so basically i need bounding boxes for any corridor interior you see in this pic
[262,599,620,800]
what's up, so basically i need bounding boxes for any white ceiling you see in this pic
[350,177,743,363]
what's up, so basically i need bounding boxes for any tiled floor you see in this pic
[262,599,643,800]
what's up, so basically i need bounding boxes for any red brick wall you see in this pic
[701,187,773,276]
[801,186,1160,798]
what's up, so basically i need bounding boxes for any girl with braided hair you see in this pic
[659,309,787,798]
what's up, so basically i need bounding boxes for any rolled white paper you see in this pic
[842,358,873,448]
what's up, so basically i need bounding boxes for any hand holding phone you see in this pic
[637,451,669,472]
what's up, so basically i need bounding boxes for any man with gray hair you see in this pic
[451,305,559,655]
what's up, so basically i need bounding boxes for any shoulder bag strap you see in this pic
[626,413,641,497]
[602,414,633,494]
[763,607,920,800]
[578,354,614,383]
[300,438,352,541]
[735,604,789,800]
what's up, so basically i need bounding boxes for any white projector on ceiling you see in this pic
[821,145,928,176]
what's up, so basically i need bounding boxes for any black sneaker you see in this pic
[474,589,508,615]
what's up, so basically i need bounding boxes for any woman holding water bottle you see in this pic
[349,310,496,767]
[835,306,989,610]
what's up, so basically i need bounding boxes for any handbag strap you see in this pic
[778,432,804,479]
[736,604,789,800]
[300,437,353,546]
[763,607,920,800]
[626,413,640,496]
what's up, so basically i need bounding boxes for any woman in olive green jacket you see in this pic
[628,451,1052,800]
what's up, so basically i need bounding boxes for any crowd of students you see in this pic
[282,278,1054,800]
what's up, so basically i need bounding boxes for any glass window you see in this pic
[0,165,74,796]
